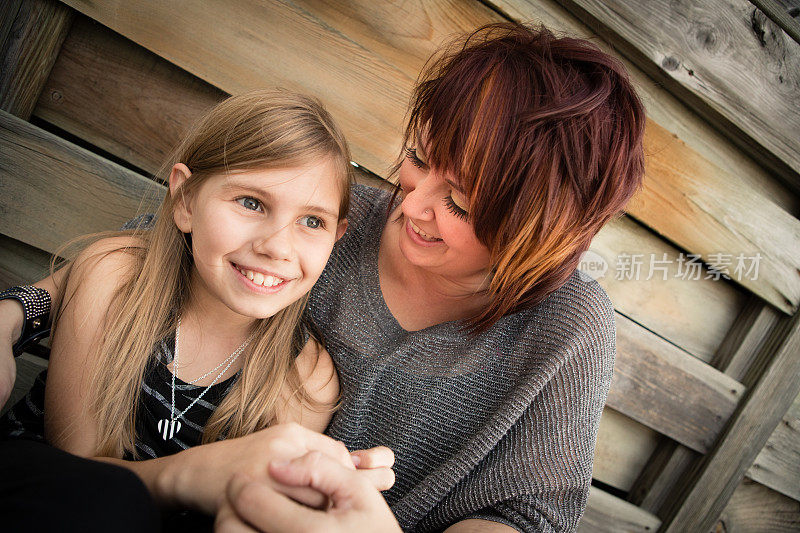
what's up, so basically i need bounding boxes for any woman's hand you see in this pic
[160,422,394,514]
[215,450,402,533]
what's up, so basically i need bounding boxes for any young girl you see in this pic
[1,89,386,513]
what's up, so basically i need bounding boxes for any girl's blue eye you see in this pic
[299,215,324,229]
[237,197,262,211]
[405,147,427,169]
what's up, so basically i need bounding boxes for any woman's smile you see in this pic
[406,218,443,244]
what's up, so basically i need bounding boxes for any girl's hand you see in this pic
[216,450,403,533]
[165,422,394,514]
[0,299,25,408]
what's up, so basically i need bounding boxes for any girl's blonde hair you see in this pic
[53,89,351,457]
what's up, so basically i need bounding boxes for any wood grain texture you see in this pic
[751,0,800,43]
[0,0,73,119]
[556,0,800,192]
[580,486,661,532]
[631,122,800,315]
[34,16,226,175]
[593,407,660,491]
[61,0,413,175]
[746,390,800,500]
[713,477,800,532]
[590,216,745,363]
[0,110,162,254]
[710,295,782,382]
[627,441,700,515]
[0,233,51,290]
[661,310,800,531]
[34,11,744,363]
[611,314,745,453]
[60,0,800,312]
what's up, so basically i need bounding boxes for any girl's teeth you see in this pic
[238,266,284,287]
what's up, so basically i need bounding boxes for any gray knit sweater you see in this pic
[309,184,616,533]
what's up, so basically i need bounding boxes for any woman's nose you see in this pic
[402,175,438,221]
[252,222,293,261]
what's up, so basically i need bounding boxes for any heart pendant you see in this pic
[158,418,182,441]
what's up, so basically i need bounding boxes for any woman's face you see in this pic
[394,145,492,283]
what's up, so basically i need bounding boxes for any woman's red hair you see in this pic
[402,22,646,332]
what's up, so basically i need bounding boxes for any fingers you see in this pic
[353,466,395,491]
[267,482,328,510]
[214,502,258,533]
[350,446,395,469]
[268,450,371,507]
[282,423,356,471]
[226,471,332,533]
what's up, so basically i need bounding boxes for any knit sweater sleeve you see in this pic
[437,283,616,532]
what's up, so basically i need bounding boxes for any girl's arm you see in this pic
[0,273,61,407]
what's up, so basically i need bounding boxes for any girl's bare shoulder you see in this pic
[67,235,145,288]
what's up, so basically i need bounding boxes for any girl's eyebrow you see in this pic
[222,180,339,219]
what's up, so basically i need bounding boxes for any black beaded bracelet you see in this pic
[0,286,51,357]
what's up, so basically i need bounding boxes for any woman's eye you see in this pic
[405,147,428,170]
[299,215,325,229]
[443,195,468,221]
[237,197,262,211]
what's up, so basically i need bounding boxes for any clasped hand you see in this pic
[173,422,395,518]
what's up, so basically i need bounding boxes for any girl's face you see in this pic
[170,161,347,322]
[395,145,492,283]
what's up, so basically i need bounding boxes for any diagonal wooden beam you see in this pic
[659,309,800,531]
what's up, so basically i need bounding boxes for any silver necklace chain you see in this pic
[159,316,253,441]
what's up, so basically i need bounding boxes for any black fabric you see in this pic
[0,439,161,533]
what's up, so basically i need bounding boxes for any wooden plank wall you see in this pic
[1,1,799,531]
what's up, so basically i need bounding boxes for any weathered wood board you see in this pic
[714,477,800,532]
[556,0,800,191]
[34,16,226,175]
[611,314,745,453]
[593,408,660,491]
[0,234,51,291]
[580,486,661,532]
[58,0,800,314]
[747,389,800,501]
[661,311,800,531]
[0,0,73,119]
[0,110,162,254]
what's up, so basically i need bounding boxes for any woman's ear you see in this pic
[335,219,348,241]
[169,163,193,233]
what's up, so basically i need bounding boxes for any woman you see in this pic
[1,22,645,532]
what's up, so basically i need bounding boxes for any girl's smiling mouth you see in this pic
[232,263,291,291]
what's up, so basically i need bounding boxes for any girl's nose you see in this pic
[252,222,293,261]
